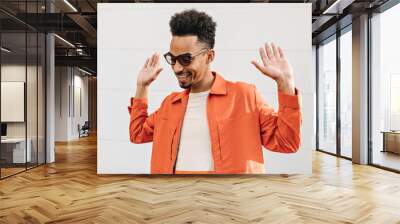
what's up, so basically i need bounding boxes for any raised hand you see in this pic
[251,43,295,95]
[135,53,163,99]
[137,53,163,87]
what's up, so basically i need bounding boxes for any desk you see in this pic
[381,131,400,154]
[1,138,31,163]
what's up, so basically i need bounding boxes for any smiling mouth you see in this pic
[176,72,192,81]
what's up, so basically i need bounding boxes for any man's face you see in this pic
[168,35,210,89]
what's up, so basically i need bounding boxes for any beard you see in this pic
[175,70,194,89]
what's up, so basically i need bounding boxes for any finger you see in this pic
[143,58,150,69]
[148,54,154,67]
[258,47,268,66]
[251,60,267,74]
[153,53,159,66]
[150,68,163,82]
[252,61,276,80]
[150,53,157,67]
[155,67,163,77]
[271,43,280,58]
[155,53,160,66]
[151,53,159,67]
[278,46,286,59]
[265,42,274,60]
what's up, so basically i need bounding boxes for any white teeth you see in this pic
[177,73,191,78]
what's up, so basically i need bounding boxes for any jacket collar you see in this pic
[171,71,227,103]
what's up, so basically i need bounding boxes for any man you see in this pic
[128,9,302,174]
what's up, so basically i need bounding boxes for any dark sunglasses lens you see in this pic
[178,54,192,66]
[164,54,175,65]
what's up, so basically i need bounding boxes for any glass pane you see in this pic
[371,3,400,171]
[38,32,45,165]
[25,0,38,169]
[0,1,46,179]
[1,31,27,177]
[340,29,352,158]
[318,37,337,154]
[27,31,38,169]
[0,1,30,34]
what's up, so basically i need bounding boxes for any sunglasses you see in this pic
[163,48,209,67]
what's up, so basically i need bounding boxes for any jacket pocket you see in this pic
[169,124,177,162]
[216,113,258,161]
[153,118,177,169]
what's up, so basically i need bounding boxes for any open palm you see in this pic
[251,43,293,83]
[137,53,163,87]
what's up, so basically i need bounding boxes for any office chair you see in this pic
[79,121,90,138]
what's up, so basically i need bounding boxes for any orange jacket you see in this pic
[128,72,302,174]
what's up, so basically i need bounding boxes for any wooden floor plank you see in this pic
[0,134,399,223]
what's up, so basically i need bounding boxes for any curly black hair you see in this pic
[169,9,217,49]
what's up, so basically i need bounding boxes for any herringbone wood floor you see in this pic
[1,134,400,224]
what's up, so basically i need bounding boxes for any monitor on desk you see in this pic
[1,123,7,138]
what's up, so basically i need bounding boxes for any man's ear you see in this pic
[207,49,215,64]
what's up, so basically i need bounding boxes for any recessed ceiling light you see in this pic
[323,0,343,14]
[1,47,11,53]
[63,0,78,12]
[54,34,75,48]
[78,67,93,76]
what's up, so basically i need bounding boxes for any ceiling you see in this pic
[0,0,393,75]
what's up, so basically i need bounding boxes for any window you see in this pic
[0,1,47,179]
[318,36,337,154]
[370,2,400,171]
[340,28,352,158]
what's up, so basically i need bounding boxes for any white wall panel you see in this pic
[98,3,313,174]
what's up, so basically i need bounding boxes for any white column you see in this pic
[46,33,55,163]
[352,14,369,164]
[45,0,56,163]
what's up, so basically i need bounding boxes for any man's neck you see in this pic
[190,71,215,93]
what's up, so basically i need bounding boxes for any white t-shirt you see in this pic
[175,90,214,171]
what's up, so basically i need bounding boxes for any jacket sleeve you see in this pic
[254,85,302,153]
[127,97,158,144]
